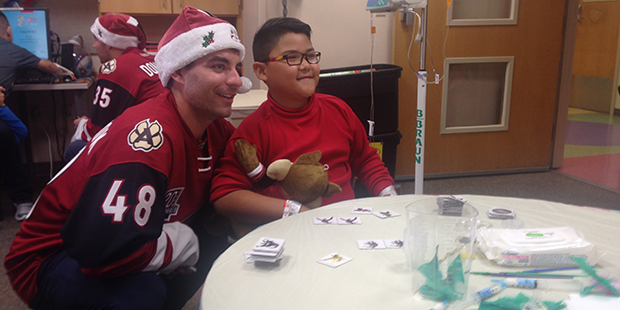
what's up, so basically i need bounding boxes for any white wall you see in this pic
[29,0,100,54]
[242,0,394,89]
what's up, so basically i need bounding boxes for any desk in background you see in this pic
[230,89,266,127]
[10,78,94,171]
[12,78,94,117]
[11,78,94,92]
[201,195,620,310]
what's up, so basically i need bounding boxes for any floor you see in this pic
[559,108,620,192]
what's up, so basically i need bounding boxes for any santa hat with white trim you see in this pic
[90,13,146,50]
[155,6,246,88]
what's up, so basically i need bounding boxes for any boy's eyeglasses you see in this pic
[263,51,321,66]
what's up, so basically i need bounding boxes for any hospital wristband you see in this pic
[282,200,302,218]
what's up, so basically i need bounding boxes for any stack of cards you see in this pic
[244,237,285,263]
[437,195,466,216]
[486,207,516,219]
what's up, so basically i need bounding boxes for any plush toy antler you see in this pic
[234,139,264,182]
[234,139,341,209]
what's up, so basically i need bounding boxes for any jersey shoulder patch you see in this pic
[127,119,164,152]
[101,59,117,74]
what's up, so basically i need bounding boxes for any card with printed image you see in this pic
[337,216,362,225]
[351,207,373,214]
[253,237,285,253]
[356,239,386,250]
[316,253,353,268]
[372,210,401,219]
[384,239,404,249]
[313,216,337,225]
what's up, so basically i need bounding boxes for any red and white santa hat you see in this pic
[90,13,146,51]
[155,6,245,87]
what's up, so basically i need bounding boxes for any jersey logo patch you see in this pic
[127,119,164,152]
[164,187,184,220]
[101,59,117,74]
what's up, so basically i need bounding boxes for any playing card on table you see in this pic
[372,210,401,219]
[253,237,285,253]
[337,216,362,225]
[356,239,386,250]
[351,207,373,214]
[316,253,353,268]
[384,239,404,249]
[313,216,337,225]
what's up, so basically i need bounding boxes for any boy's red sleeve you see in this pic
[210,137,255,202]
[346,109,395,196]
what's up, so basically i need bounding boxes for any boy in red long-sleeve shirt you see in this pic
[211,17,396,237]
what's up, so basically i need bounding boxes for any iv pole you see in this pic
[414,6,428,194]
[366,1,429,194]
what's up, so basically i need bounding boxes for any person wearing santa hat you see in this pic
[5,6,246,310]
[64,13,166,162]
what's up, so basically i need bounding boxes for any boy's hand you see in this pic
[299,204,310,213]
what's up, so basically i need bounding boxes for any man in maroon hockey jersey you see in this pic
[64,13,165,162]
[5,6,244,310]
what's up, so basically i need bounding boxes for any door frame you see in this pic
[614,18,620,115]
[552,0,580,169]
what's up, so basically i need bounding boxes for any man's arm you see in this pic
[35,59,75,78]
[214,190,309,225]
[60,162,197,278]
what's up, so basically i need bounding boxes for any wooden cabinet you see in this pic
[99,0,241,43]
[99,0,172,15]
[99,0,239,16]
[174,0,239,15]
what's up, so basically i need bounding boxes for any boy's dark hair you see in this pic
[0,11,9,32]
[253,17,312,62]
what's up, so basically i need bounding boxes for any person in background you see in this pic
[210,17,397,237]
[0,86,27,143]
[0,85,30,221]
[64,12,166,162]
[0,11,73,221]
[5,6,243,310]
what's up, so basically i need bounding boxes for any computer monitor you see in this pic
[0,7,52,60]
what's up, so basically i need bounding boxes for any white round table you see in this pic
[200,195,620,309]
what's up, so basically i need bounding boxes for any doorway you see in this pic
[553,0,620,191]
